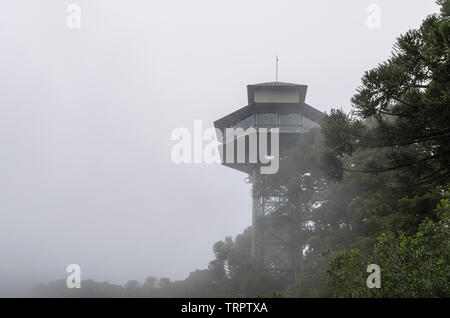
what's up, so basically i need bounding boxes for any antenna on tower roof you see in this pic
[275,56,279,82]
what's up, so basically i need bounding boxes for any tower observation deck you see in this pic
[214,81,323,282]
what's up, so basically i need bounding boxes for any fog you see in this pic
[0,0,439,296]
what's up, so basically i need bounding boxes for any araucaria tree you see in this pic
[322,0,450,189]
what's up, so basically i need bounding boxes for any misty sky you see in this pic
[0,0,440,296]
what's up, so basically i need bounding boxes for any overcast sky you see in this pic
[0,0,440,296]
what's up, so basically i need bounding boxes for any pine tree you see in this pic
[322,0,450,189]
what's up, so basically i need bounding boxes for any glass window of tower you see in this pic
[256,113,277,127]
[238,115,253,130]
[279,113,301,132]
[302,116,320,131]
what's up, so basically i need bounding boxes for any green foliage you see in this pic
[326,249,368,298]
[326,195,450,297]
[322,0,450,188]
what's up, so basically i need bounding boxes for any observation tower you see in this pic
[214,81,323,282]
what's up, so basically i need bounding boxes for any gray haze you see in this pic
[0,0,439,296]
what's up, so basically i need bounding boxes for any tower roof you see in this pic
[248,81,303,87]
[214,81,324,131]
